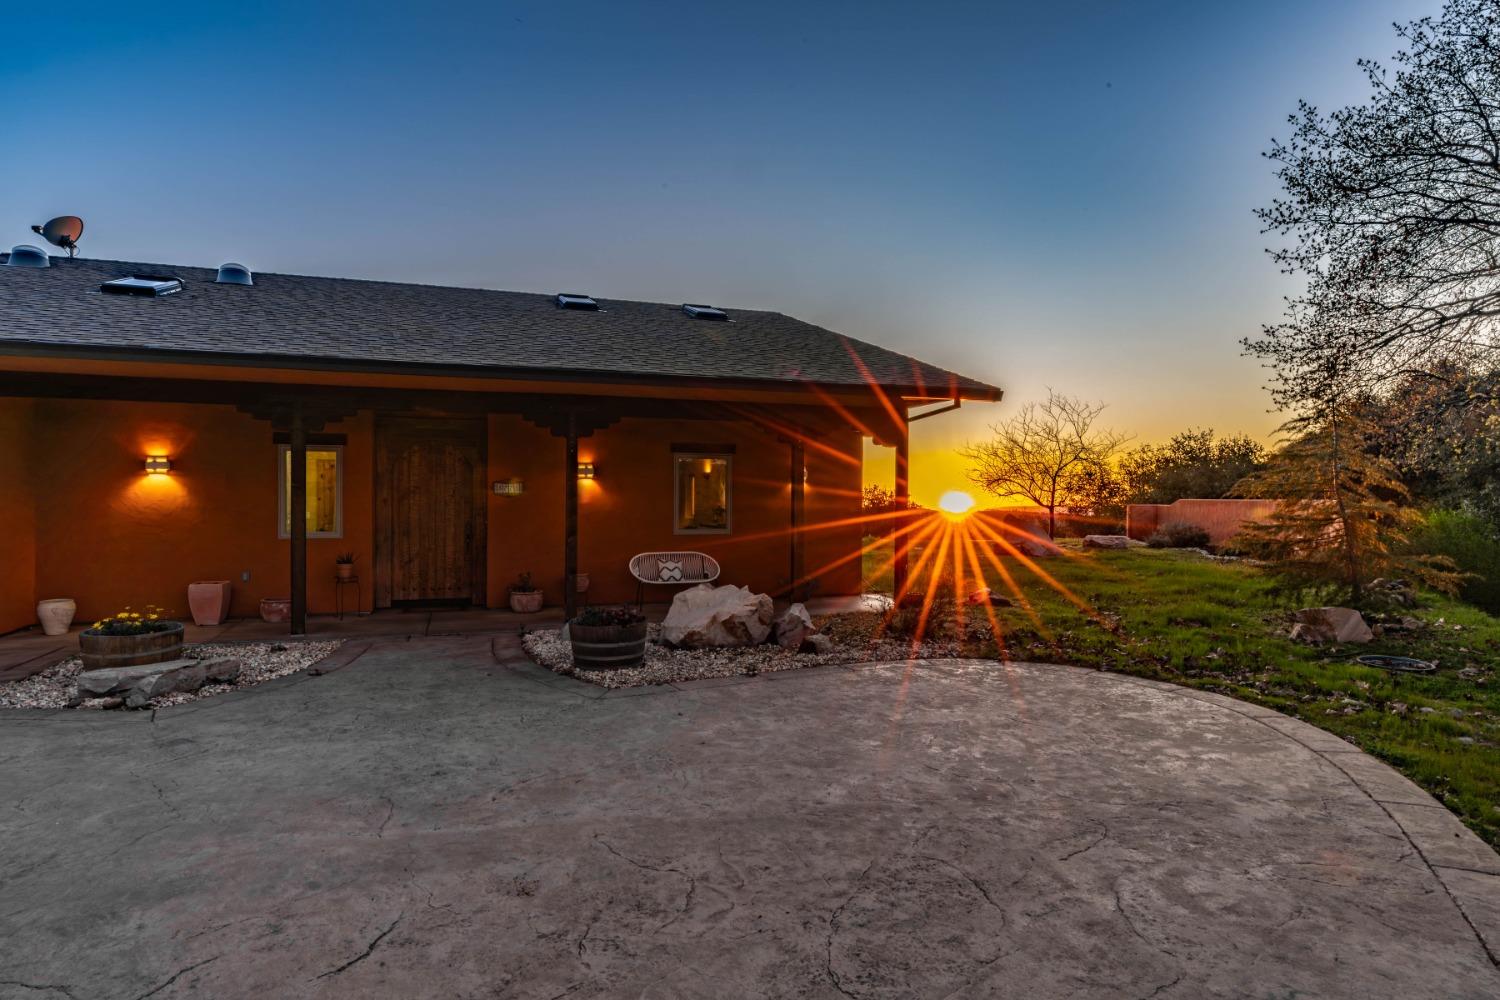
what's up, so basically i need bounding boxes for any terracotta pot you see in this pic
[187,581,232,626]
[36,598,76,636]
[79,621,185,671]
[568,620,647,669]
[509,590,544,614]
[336,563,355,581]
[260,598,291,623]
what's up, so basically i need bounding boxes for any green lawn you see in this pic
[854,536,1500,848]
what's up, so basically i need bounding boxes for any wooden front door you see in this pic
[375,418,486,606]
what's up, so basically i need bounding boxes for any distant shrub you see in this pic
[1147,522,1211,549]
[1053,512,1125,538]
[1409,509,1500,614]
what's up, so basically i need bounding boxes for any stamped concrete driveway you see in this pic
[2,636,1498,1000]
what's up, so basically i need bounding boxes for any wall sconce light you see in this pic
[144,455,172,474]
[492,478,525,496]
[577,461,597,480]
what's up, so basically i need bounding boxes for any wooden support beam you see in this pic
[893,408,910,597]
[289,403,308,636]
[563,411,580,622]
[789,438,806,601]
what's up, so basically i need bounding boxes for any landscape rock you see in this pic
[1369,578,1417,607]
[1083,534,1146,550]
[1013,537,1058,557]
[199,656,242,683]
[661,584,775,648]
[77,660,200,697]
[800,633,835,655]
[125,662,209,708]
[966,588,1014,607]
[1291,607,1374,644]
[774,604,816,652]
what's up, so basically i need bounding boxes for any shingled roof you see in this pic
[0,255,1000,399]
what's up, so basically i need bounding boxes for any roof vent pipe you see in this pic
[216,262,253,285]
[4,244,50,268]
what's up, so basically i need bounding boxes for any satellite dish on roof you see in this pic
[30,216,83,257]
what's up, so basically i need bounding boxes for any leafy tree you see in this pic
[861,484,921,537]
[861,484,901,515]
[962,391,1128,538]
[1235,403,1462,606]
[1060,462,1127,528]
[1250,0,1500,403]
[1363,363,1500,527]
[1119,429,1268,504]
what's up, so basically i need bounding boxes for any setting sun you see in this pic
[937,489,976,518]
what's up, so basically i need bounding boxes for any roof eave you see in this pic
[0,340,1002,402]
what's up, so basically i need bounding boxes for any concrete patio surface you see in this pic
[2,637,1497,998]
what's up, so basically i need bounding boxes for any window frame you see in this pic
[277,443,345,539]
[672,452,733,536]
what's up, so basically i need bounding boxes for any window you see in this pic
[278,445,343,538]
[674,454,731,533]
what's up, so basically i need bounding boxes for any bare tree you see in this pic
[1249,0,1500,405]
[962,391,1128,538]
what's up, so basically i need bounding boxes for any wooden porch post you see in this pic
[564,411,579,622]
[893,408,910,598]
[789,438,806,601]
[289,402,308,636]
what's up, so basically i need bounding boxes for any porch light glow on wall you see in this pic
[577,462,597,480]
[144,456,172,474]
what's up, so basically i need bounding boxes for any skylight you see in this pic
[683,303,728,321]
[4,244,50,268]
[555,293,598,311]
[101,275,183,297]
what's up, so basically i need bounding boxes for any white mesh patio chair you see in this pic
[629,551,721,608]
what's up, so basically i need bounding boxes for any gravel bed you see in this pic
[0,641,343,710]
[522,620,967,689]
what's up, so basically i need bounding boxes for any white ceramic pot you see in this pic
[36,598,76,636]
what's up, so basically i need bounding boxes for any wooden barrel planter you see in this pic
[568,621,648,670]
[79,622,185,671]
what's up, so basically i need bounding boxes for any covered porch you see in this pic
[1,365,926,640]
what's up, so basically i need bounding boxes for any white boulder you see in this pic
[1083,534,1146,550]
[1013,535,1061,557]
[1291,607,1374,644]
[774,603,816,651]
[661,584,775,648]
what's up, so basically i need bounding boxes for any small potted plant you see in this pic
[567,606,648,669]
[509,572,544,613]
[336,552,357,581]
[79,605,184,671]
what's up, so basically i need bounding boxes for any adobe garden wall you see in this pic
[1126,498,1279,546]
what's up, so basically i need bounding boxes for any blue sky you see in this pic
[2,1,1439,501]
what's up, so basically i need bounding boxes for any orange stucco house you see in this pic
[0,250,999,634]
